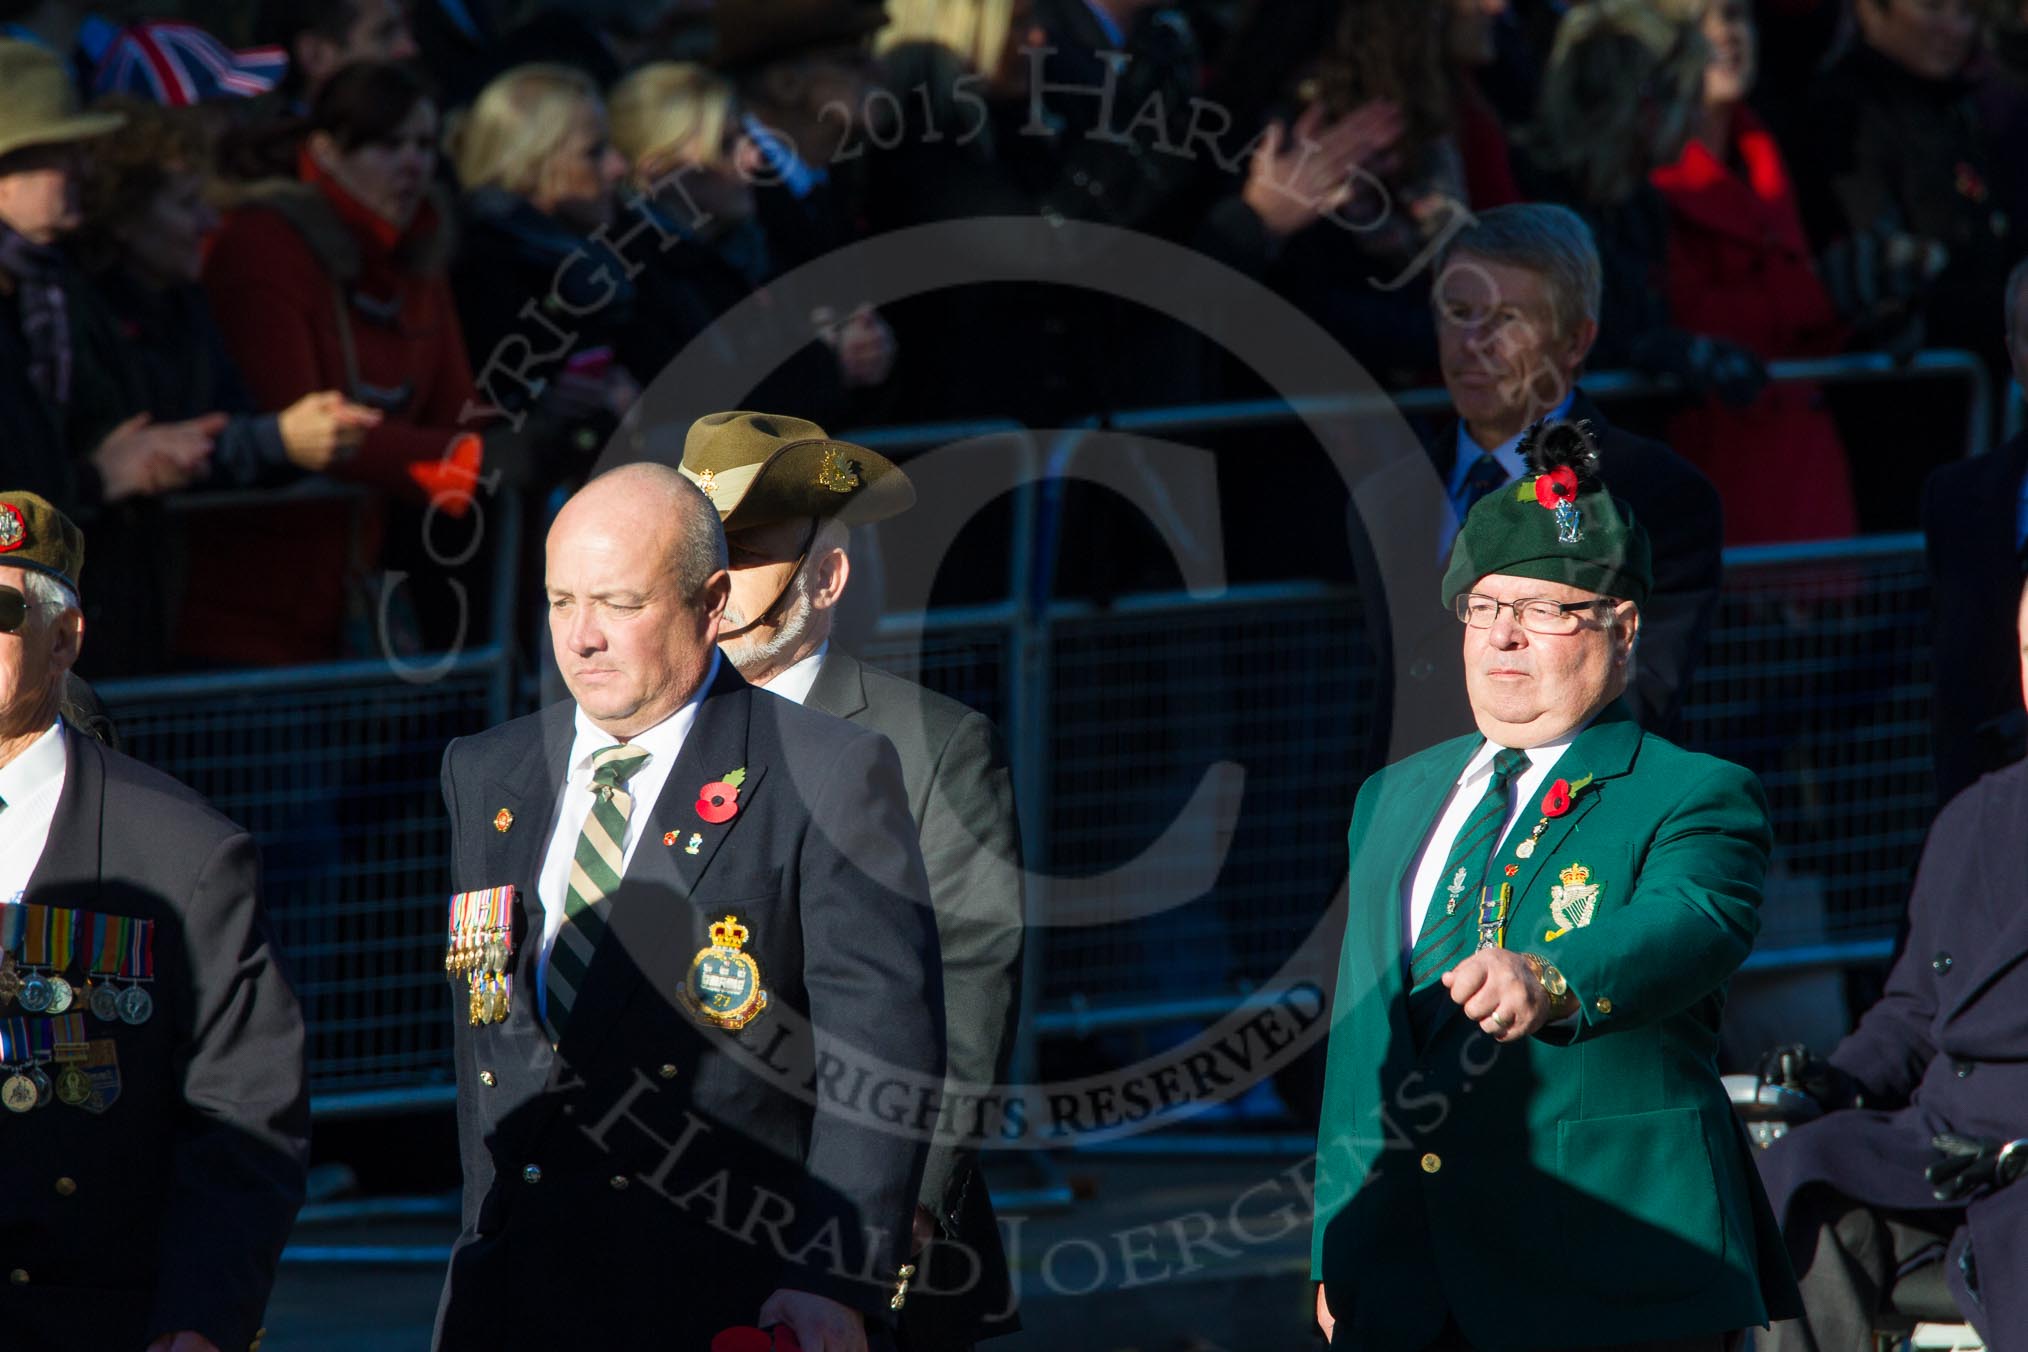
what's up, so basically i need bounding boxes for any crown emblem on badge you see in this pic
[695,468,717,499]
[709,915,750,949]
[1560,861,1590,889]
[0,503,24,551]
[817,447,861,493]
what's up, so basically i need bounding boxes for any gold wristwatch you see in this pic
[1524,953,1574,1016]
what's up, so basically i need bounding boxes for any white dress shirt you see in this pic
[756,642,829,708]
[0,720,66,905]
[1440,391,1577,561]
[533,653,718,1010]
[1400,733,1577,954]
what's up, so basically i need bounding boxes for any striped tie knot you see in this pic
[1490,746,1529,790]
[589,746,652,800]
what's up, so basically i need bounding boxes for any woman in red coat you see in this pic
[1650,0,1857,545]
[195,60,481,665]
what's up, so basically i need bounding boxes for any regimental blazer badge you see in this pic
[683,914,769,1030]
[1546,861,1601,941]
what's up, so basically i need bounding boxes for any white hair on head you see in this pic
[20,570,78,617]
[723,563,815,674]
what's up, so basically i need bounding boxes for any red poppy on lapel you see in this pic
[1541,778,1573,817]
[696,766,748,824]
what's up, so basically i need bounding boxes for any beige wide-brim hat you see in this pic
[678,410,914,534]
[0,40,125,161]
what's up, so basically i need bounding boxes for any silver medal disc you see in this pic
[89,983,121,1022]
[45,975,73,1015]
[117,986,154,1026]
[17,975,51,1014]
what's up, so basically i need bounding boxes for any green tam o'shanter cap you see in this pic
[0,490,85,594]
[678,410,914,533]
[1439,420,1652,608]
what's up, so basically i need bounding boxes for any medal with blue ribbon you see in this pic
[116,915,154,1025]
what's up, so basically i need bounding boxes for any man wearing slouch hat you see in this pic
[684,411,1025,1352]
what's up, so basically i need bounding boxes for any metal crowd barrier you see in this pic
[71,350,1976,1118]
[92,486,521,1118]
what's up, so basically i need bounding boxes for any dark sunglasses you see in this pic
[0,585,27,634]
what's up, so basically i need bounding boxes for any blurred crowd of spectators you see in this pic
[2,0,2024,678]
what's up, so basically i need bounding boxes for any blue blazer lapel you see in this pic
[556,663,758,1061]
[481,702,574,994]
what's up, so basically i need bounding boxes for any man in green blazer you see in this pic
[1312,424,1799,1350]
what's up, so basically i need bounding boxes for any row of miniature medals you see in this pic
[446,886,515,1027]
[0,902,153,1113]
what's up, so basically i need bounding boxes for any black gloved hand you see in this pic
[1628,330,1770,409]
[1927,1134,2028,1202]
[1757,1042,1863,1112]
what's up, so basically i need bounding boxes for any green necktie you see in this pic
[1408,746,1530,996]
[545,744,653,1037]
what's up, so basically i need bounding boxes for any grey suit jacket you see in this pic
[807,653,1025,1341]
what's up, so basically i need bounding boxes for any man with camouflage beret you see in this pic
[1309,428,1798,1349]
[0,490,309,1352]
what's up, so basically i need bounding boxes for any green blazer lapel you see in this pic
[1501,713,1643,946]
[1356,738,1483,994]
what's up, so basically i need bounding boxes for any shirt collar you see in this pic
[760,641,830,708]
[1451,390,1577,495]
[1456,726,1581,786]
[569,651,719,773]
[0,719,65,800]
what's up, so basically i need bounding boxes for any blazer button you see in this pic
[1420,1153,1442,1174]
[609,1175,630,1190]
[659,1064,679,1080]
[8,1269,26,1285]
[53,1177,76,1197]
[1956,1061,1975,1078]
[479,1071,496,1087]
[1932,952,1953,974]
[1594,996,1613,1015]
[522,1164,542,1184]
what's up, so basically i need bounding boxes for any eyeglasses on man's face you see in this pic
[1454,592,1617,636]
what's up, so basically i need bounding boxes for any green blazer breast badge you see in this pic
[1545,861,1601,942]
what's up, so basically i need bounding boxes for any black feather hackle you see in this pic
[1518,419,1602,488]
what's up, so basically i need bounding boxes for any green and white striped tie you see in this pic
[545,744,653,1036]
